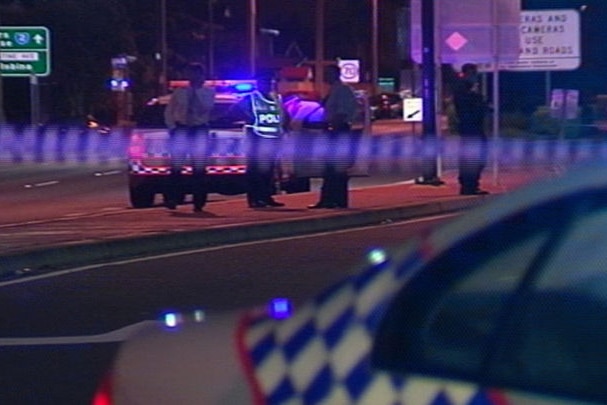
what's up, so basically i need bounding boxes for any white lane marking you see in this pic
[0,213,457,288]
[350,178,416,190]
[94,170,122,177]
[24,180,60,189]
[21,169,122,188]
[0,321,159,346]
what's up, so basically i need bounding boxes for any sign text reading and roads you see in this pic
[0,26,50,76]
[500,9,580,71]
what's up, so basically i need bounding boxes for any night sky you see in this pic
[1,0,606,120]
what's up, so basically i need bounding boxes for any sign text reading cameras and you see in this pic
[520,12,574,57]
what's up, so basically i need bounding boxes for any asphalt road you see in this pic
[0,215,455,405]
[0,120,420,228]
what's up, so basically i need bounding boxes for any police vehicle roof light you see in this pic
[269,298,292,319]
[234,83,255,92]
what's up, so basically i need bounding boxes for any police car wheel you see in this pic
[129,184,156,208]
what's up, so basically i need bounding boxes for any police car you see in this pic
[128,80,311,208]
[94,163,607,404]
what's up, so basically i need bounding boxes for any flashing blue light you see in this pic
[234,83,255,92]
[163,312,181,328]
[367,248,388,265]
[109,78,130,91]
[269,298,292,319]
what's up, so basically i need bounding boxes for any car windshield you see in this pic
[135,98,242,129]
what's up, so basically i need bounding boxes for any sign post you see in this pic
[0,26,51,125]
[415,0,443,186]
[0,26,51,77]
[411,0,521,185]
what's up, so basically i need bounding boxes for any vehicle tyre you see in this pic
[129,183,156,208]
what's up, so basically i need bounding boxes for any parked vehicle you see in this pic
[370,92,403,120]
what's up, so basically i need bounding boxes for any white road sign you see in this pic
[338,59,360,83]
[500,9,581,71]
[403,98,423,122]
[411,0,521,64]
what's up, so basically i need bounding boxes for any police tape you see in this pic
[0,124,129,164]
[0,124,606,168]
[282,134,607,173]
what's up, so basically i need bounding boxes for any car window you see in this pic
[372,211,553,378]
[488,209,607,402]
[134,99,241,129]
[419,233,549,374]
[373,189,607,403]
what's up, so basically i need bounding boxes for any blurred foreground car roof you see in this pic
[97,162,607,405]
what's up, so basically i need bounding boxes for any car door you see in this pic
[372,187,607,405]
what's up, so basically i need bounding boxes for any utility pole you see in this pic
[160,0,168,94]
[416,0,443,186]
[0,10,6,123]
[314,0,325,96]
[248,0,257,77]
[208,0,215,78]
[371,0,378,95]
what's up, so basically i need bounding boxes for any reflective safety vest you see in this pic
[245,91,283,139]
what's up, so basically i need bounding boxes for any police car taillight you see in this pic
[91,372,114,405]
[128,133,145,158]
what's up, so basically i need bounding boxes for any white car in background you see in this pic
[94,163,607,405]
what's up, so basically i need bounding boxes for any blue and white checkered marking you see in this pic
[240,246,509,405]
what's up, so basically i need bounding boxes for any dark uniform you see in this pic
[452,64,489,195]
[308,65,358,209]
[236,82,286,208]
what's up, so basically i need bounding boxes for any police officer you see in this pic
[452,63,490,195]
[236,73,286,208]
[308,65,358,209]
[164,63,216,212]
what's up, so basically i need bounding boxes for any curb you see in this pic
[0,195,493,281]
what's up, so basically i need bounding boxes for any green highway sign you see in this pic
[0,26,51,76]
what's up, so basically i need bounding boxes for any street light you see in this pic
[249,0,257,77]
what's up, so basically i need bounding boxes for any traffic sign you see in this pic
[501,10,580,71]
[411,0,521,64]
[338,59,360,83]
[0,26,51,76]
[403,98,423,122]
